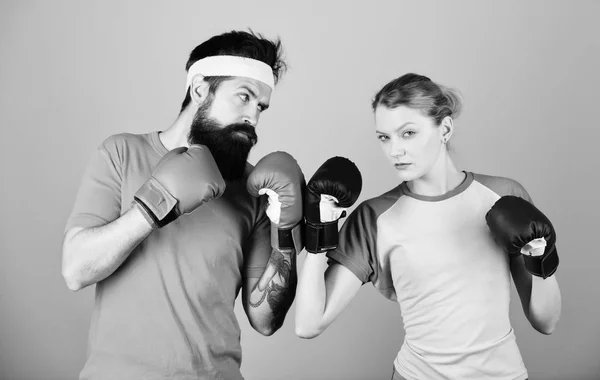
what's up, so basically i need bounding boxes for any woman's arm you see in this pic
[487,195,562,335]
[295,253,363,338]
[510,253,562,335]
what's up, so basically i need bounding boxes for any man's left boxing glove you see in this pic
[485,195,559,279]
[247,152,305,253]
[133,145,226,229]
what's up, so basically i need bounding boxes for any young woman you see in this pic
[295,73,562,380]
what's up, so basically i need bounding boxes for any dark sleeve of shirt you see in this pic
[326,202,379,284]
[475,173,534,203]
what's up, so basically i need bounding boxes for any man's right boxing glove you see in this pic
[133,145,226,229]
[304,157,362,253]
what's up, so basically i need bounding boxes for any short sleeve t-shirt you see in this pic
[65,132,271,380]
[327,171,531,380]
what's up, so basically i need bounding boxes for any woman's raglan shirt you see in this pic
[327,171,531,380]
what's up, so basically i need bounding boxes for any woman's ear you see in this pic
[441,116,454,143]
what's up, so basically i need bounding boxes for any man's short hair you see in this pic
[180,30,287,112]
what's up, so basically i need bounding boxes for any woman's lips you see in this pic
[394,163,412,170]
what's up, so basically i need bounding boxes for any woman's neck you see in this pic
[405,153,465,197]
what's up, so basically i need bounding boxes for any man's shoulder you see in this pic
[100,132,152,148]
[96,132,155,157]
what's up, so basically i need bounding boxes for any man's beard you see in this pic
[188,101,258,181]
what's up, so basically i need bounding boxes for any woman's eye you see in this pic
[377,135,389,142]
[239,93,249,102]
[402,131,416,138]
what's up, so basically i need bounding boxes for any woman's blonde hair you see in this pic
[372,73,462,125]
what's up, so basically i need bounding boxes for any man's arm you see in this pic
[242,247,297,336]
[62,143,225,292]
[244,151,306,335]
[62,204,153,291]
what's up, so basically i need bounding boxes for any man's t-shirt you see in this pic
[65,131,271,380]
[327,171,531,380]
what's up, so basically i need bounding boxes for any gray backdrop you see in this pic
[1,1,599,379]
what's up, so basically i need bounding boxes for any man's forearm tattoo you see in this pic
[249,248,297,319]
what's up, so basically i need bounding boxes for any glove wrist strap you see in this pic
[133,177,179,228]
[271,222,304,254]
[305,219,339,254]
[522,246,559,279]
[132,200,160,229]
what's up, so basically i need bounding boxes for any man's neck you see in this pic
[159,106,195,151]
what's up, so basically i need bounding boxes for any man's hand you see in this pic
[134,145,226,228]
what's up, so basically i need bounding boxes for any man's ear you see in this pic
[189,75,210,106]
[441,116,454,142]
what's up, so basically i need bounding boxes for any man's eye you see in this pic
[239,93,249,102]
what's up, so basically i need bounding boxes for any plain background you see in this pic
[1,1,599,379]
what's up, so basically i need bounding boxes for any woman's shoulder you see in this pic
[470,171,531,200]
[350,184,404,217]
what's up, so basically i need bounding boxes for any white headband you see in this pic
[186,55,275,91]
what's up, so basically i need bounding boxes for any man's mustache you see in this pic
[221,123,258,145]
